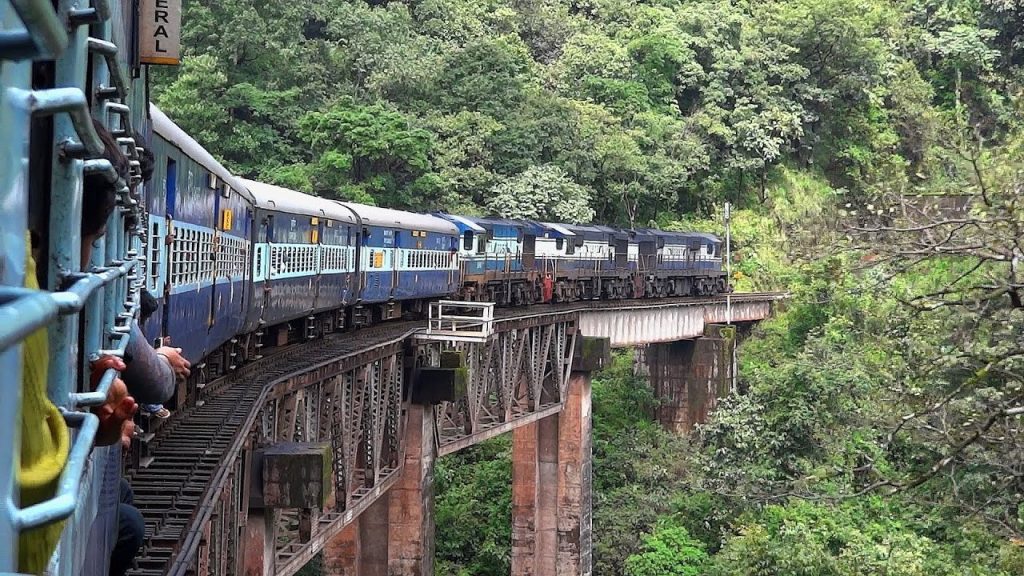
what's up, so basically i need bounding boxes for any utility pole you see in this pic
[724,202,731,325]
[725,202,736,394]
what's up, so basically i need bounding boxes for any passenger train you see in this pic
[0,2,724,573]
[141,103,728,386]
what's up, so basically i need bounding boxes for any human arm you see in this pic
[121,323,175,404]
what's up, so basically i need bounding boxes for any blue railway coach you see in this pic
[242,179,359,343]
[147,105,255,367]
[438,214,544,304]
[343,202,459,322]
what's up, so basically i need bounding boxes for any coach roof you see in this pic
[339,202,458,235]
[241,179,357,223]
[150,104,253,202]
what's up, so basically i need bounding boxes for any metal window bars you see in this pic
[0,0,143,573]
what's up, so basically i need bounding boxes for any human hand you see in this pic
[93,378,138,446]
[90,355,139,446]
[156,346,191,380]
[90,354,126,381]
[120,419,135,450]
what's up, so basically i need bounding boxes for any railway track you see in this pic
[123,293,784,575]
[126,321,420,576]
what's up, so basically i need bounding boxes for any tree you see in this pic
[625,525,708,576]
[484,165,595,223]
[298,99,435,208]
[844,126,1024,532]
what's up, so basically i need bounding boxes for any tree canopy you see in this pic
[155,0,1021,223]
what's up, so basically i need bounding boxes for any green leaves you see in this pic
[297,99,434,207]
[154,0,1021,221]
[625,526,709,576]
[485,164,596,223]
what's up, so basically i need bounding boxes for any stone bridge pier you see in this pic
[321,402,436,576]
[637,323,745,434]
[510,337,608,576]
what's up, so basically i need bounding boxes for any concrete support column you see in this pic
[557,373,592,576]
[322,496,389,576]
[241,510,274,576]
[512,336,606,576]
[512,421,538,576]
[360,496,390,576]
[536,415,560,572]
[324,404,436,576]
[647,325,736,434]
[322,522,361,576]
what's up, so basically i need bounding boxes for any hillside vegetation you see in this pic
[158,0,1024,573]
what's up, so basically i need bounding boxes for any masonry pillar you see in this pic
[512,336,607,576]
[512,420,538,576]
[360,495,390,576]
[241,510,274,576]
[322,521,361,576]
[536,415,560,571]
[647,324,736,434]
[321,490,390,576]
[387,403,436,575]
[557,372,593,575]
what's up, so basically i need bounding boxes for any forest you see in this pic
[156,0,1024,573]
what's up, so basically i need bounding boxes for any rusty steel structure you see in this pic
[124,294,783,576]
[430,311,578,455]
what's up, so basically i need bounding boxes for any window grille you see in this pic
[169,227,215,287]
[215,234,248,279]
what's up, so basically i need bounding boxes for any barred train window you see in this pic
[169,227,216,286]
[255,245,264,277]
[150,221,161,289]
[215,235,248,278]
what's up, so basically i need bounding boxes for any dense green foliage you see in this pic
[434,439,512,575]
[157,0,1023,224]
[156,0,1024,574]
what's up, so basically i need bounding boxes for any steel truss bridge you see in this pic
[125,293,782,576]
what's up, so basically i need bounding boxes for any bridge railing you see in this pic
[423,300,495,342]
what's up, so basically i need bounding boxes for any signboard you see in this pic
[139,0,182,65]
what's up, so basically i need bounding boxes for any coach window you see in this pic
[463,231,474,251]
[555,238,564,251]
[476,232,487,255]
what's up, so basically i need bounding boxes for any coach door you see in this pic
[638,240,657,274]
[391,229,401,299]
[208,187,222,330]
[255,215,272,316]
[160,158,177,337]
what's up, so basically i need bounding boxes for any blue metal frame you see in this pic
[0,0,145,572]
